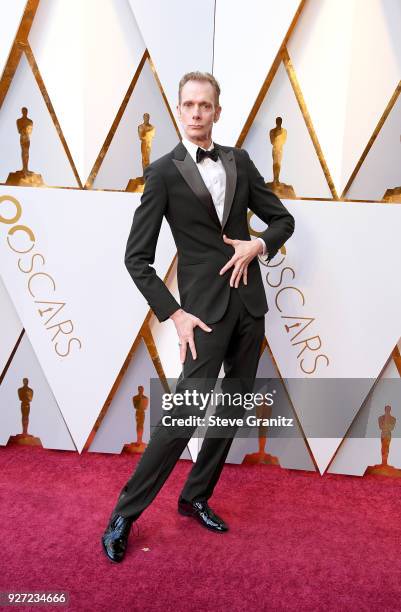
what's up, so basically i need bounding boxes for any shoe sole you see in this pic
[177,507,228,532]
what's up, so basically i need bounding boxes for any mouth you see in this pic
[189,125,203,129]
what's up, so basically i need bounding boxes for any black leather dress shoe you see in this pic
[101,514,134,563]
[178,499,228,532]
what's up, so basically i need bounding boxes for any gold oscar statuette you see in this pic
[123,385,149,454]
[5,107,44,187]
[265,116,296,199]
[7,377,42,447]
[242,399,280,466]
[365,405,401,478]
[126,113,156,193]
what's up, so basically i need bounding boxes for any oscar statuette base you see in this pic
[242,452,280,466]
[364,463,401,478]
[5,170,44,187]
[382,186,401,203]
[265,180,296,199]
[7,432,43,447]
[126,177,145,193]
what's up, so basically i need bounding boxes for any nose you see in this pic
[192,105,201,119]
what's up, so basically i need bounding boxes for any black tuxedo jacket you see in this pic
[124,141,295,324]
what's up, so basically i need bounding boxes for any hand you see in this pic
[170,308,212,363]
[219,234,263,288]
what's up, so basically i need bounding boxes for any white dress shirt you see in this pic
[181,137,268,260]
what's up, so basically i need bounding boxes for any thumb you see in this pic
[223,234,233,243]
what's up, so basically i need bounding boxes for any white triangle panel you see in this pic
[242,62,331,199]
[89,338,191,460]
[287,0,355,194]
[0,54,78,187]
[328,357,401,476]
[128,0,214,125]
[226,346,316,471]
[29,0,146,184]
[347,93,401,201]
[288,0,401,196]
[307,438,343,475]
[213,0,302,145]
[94,59,179,190]
[0,332,76,450]
[341,0,401,195]
[0,277,23,376]
[0,0,27,78]
[0,186,176,452]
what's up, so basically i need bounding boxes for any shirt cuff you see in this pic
[256,237,269,261]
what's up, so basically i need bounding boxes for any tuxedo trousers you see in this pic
[112,286,265,521]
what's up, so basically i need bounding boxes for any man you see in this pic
[102,72,295,563]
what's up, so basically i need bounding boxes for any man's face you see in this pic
[177,80,221,143]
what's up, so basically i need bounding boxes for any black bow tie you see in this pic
[196,146,219,163]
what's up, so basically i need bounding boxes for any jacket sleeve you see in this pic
[124,163,181,322]
[243,148,295,261]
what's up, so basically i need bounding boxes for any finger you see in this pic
[230,263,242,287]
[243,266,248,286]
[197,319,212,332]
[188,337,197,360]
[180,339,187,364]
[219,258,236,275]
[234,267,243,288]
[235,265,245,288]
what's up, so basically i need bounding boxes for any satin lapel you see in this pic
[218,147,237,233]
[173,152,221,228]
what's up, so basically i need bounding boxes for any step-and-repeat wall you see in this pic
[1,0,401,478]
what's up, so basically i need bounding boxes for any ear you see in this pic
[176,103,181,119]
[214,105,222,123]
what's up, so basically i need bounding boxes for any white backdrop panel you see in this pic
[89,339,154,453]
[226,346,316,471]
[343,0,401,195]
[261,200,401,378]
[256,199,401,471]
[0,332,76,450]
[213,0,301,145]
[0,277,23,377]
[328,357,401,476]
[29,0,146,184]
[0,0,26,79]
[94,59,179,190]
[242,62,331,199]
[0,186,176,452]
[0,53,79,188]
[287,0,355,194]
[128,0,214,128]
[89,337,191,460]
[347,93,401,201]
[288,0,401,196]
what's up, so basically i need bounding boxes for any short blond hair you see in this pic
[178,71,221,105]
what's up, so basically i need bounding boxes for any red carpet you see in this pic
[1,445,401,611]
